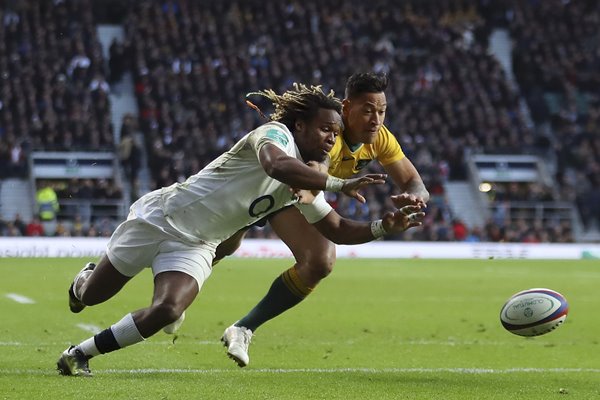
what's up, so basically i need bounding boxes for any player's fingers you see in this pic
[407,212,425,223]
[391,195,422,209]
[363,173,387,181]
[352,192,366,203]
[407,221,423,229]
[361,177,385,185]
[400,205,421,215]
[354,178,382,188]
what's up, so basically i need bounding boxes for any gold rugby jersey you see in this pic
[328,125,405,178]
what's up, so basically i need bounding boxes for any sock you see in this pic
[236,267,313,332]
[78,336,100,357]
[79,313,145,356]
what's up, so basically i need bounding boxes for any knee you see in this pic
[149,301,185,326]
[297,246,336,282]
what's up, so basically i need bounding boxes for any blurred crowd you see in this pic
[509,0,600,233]
[0,0,114,160]
[2,0,598,242]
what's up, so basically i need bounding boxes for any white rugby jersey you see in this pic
[160,121,333,242]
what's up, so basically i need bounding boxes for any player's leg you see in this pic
[67,213,154,313]
[131,271,199,337]
[222,207,335,367]
[236,206,335,331]
[69,254,132,313]
[57,271,199,376]
[57,201,212,376]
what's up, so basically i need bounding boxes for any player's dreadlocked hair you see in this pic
[246,83,342,131]
[344,72,389,99]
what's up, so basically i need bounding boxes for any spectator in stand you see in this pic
[25,216,45,237]
[71,215,86,237]
[55,221,71,237]
[0,0,113,155]
[5,221,24,237]
[452,219,468,241]
[108,38,128,83]
[36,182,60,222]
[0,219,7,236]
[118,114,142,190]
[12,214,27,236]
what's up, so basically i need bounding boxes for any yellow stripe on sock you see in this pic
[281,270,304,298]
[282,267,313,298]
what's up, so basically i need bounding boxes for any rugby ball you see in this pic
[500,288,569,337]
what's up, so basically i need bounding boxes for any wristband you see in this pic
[325,176,345,192]
[370,219,387,239]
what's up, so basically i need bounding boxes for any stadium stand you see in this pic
[0,0,597,242]
[0,0,126,236]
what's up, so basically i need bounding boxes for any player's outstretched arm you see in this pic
[311,205,424,245]
[260,144,385,201]
[384,158,430,204]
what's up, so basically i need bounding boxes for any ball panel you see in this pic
[505,315,567,337]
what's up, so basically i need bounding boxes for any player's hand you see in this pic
[382,205,425,233]
[390,193,427,209]
[341,174,387,203]
[290,187,317,204]
[291,161,329,204]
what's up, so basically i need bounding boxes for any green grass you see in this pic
[1,257,599,399]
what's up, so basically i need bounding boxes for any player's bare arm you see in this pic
[312,206,425,245]
[291,161,330,204]
[384,157,430,206]
[259,143,386,203]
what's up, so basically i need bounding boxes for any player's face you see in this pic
[294,108,342,162]
[342,92,387,145]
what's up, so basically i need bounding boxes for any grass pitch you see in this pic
[1,257,599,399]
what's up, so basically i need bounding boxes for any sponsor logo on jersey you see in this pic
[266,129,289,147]
[248,195,275,217]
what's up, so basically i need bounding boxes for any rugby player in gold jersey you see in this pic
[219,73,429,367]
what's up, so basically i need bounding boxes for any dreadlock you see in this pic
[246,83,342,131]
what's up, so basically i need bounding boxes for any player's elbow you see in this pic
[263,161,287,181]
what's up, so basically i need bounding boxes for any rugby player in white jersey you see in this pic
[56,84,424,376]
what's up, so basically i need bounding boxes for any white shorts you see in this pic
[106,191,218,289]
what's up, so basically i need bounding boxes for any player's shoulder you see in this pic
[258,121,291,133]
[376,124,401,145]
[378,124,396,138]
[253,121,294,146]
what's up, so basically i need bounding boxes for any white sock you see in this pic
[111,313,145,347]
[78,337,101,357]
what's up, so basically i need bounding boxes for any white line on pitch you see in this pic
[76,323,103,334]
[1,368,600,375]
[102,367,600,374]
[0,339,585,347]
[0,340,218,346]
[5,293,35,304]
